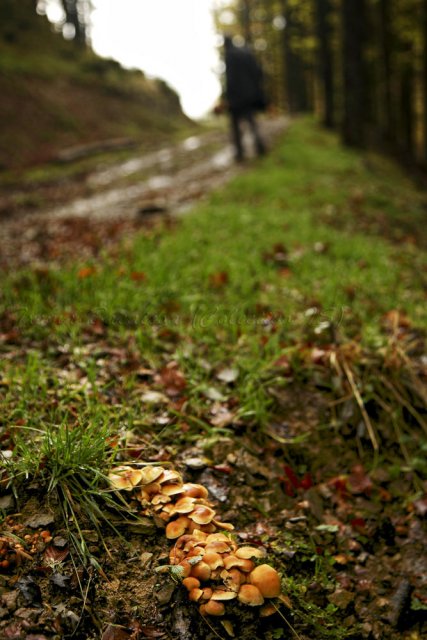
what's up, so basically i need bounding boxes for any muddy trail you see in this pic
[0,118,287,271]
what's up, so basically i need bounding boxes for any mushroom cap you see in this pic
[201,587,213,601]
[206,533,231,543]
[159,469,182,484]
[211,590,237,601]
[249,564,281,598]
[182,483,209,499]
[260,603,277,617]
[151,494,171,506]
[205,541,232,554]
[189,505,216,525]
[221,568,244,591]
[189,588,204,602]
[203,600,225,616]
[190,561,212,582]
[173,497,197,514]
[161,483,185,496]
[223,556,255,572]
[140,466,164,484]
[165,516,190,539]
[203,551,224,570]
[238,584,264,606]
[183,577,200,591]
[236,546,267,560]
[108,466,146,491]
[212,519,234,531]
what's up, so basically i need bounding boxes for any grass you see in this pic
[0,118,426,638]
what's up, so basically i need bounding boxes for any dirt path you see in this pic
[0,117,288,270]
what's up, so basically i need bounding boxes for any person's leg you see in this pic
[246,110,266,156]
[230,111,244,161]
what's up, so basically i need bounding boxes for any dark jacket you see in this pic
[225,42,266,114]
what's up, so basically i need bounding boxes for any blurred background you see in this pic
[3,0,427,172]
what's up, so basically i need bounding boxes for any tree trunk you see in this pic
[315,0,335,128]
[241,0,252,45]
[379,0,394,144]
[61,0,86,46]
[341,0,367,146]
[281,0,309,113]
[423,0,427,162]
[400,48,414,157]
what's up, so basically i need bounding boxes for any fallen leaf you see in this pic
[77,266,95,279]
[209,271,229,288]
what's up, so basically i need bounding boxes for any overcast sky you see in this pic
[86,0,224,119]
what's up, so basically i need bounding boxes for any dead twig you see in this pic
[341,359,379,452]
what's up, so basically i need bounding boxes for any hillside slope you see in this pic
[0,2,192,170]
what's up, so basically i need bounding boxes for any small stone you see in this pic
[0,495,14,511]
[53,536,68,549]
[25,513,55,529]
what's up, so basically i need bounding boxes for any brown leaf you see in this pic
[101,625,131,640]
[348,464,373,496]
[158,362,186,397]
[44,545,69,563]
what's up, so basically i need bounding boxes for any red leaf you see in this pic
[208,271,229,288]
[284,465,300,489]
[130,271,147,282]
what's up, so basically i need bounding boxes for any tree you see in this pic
[315,0,335,127]
[341,0,367,146]
[60,0,89,46]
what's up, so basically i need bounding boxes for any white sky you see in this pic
[88,0,223,119]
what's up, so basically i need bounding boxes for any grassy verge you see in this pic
[1,118,426,638]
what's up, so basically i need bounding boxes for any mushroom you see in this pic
[190,561,211,582]
[160,483,185,497]
[159,469,183,484]
[189,505,216,525]
[183,577,200,591]
[212,519,234,531]
[205,541,232,554]
[223,556,255,573]
[249,564,281,598]
[238,584,264,606]
[189,588,204,602]
[203,552,224,571]
[139,466,164,485]
[108,466,146,491]
[201,587,213,601]
[220,568,244,591]
[182,483,209,499]
[206,533,231,543]
[211,590,237,601]
[235,546,266,560]
[165,516,191,539]
[260,603,277,617]
[173,497,197,514]
[203,600,225,616]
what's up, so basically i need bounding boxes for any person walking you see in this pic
[224,35,267,162]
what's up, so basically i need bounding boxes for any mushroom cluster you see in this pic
[108,464,282,617]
